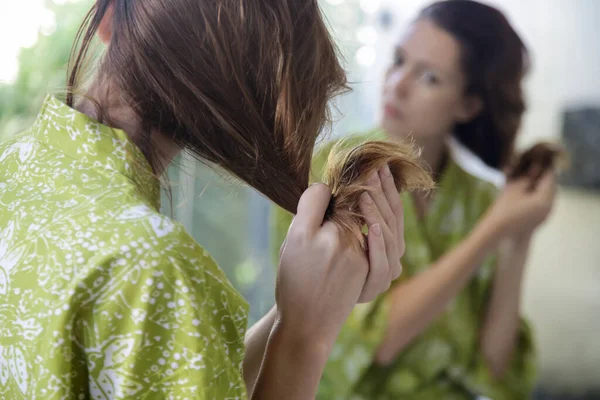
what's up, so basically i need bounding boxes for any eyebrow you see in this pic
[394,46,452,77]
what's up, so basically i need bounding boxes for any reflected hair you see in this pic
[420,0,530,169]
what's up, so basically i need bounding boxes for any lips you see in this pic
[384,104,402,119]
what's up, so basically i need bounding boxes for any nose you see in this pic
[386,67,411,99]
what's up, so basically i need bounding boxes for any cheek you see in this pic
[381,74,396,98]
[408,91,461,135]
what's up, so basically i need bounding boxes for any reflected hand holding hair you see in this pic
[488,142,565,236]
[507,142,566,189]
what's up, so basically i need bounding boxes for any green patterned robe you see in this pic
[0,96,249,399]
[272,131,537,400]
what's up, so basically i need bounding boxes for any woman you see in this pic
[0,1,411,398]
[272,1,556,398]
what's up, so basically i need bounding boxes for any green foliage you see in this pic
[0,0,93,142]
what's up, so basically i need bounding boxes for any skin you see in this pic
[374,19,556,378]
[91,6,404,399]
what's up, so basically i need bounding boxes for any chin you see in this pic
[382,119,447,144]
[381,118,412,140]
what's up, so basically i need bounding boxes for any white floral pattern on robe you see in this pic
[0,96,249,399]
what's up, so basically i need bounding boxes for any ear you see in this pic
[97,4,114,44]
[456,94,483,123]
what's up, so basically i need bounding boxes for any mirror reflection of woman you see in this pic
[273,1,556,398]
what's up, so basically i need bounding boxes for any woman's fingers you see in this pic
[379,164,406,262]
[359,192,397,299]
[535,171,557,210]
[536,170,556,194]
[294,168,407,304]
[293,183,332,234]
[359,221,390,303]
[366,170,396,236]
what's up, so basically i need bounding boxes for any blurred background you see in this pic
[1,0,598,398]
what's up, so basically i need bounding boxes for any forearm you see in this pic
[251,319,330,400]
[375,216,502,365]
[480,235,531,378]
[244,306,278,394]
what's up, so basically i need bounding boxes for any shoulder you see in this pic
[95,204,246,306]
[75,212,249,398]
[81,211,249,323]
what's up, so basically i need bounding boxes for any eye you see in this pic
[393,53,405,67]
[420,71,439,85]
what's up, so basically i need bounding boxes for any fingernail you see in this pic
[369,171,379,184]
[371,223,382,236]
[361,192,373,204]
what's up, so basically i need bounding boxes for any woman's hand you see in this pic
[251,168,404,399]
[276,166,405,351]
[486,171,556,237]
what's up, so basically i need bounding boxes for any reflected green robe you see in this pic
[272,131,537,400]
[0,96,249,399]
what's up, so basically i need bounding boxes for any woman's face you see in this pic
[381,19,480,142]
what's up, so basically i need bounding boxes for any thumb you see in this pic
[535,171,556,199]
[294,183,332,232]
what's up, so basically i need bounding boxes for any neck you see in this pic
[385,131,448,219]
[386,131,448,177]
[418,137,447,178]
[75,77,181,172]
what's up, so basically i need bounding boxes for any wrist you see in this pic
[252,314,330,399]
[500,230,533,253]
[473,211,506,250]
[269,313,333,365]
[513,230,534,245]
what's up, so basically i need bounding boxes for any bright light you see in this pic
[355,46,376,66]
[356,26,378,45]
[0,0,80,83]
[40,8,58,37]
[0,0,47,82]
[326,0,346,5]
[360,0,381,15]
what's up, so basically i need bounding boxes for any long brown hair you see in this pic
[68,0,433,245]
[420,0,529,169]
